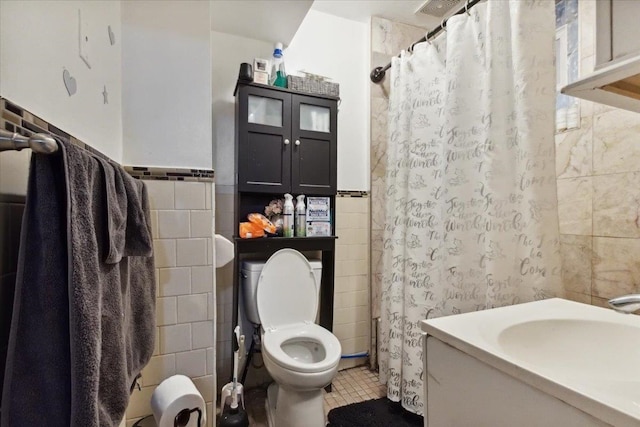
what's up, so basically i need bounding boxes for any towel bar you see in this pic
[0,129,58,154]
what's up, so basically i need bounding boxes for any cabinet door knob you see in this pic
[284,139,290,145]
[295,139,301,146]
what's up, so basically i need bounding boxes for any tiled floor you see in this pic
[324,366,386,412]
[242,366,386,426]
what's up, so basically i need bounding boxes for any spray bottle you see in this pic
[283,193,294,237]
[270,42,287,88]
[295,195,306,237]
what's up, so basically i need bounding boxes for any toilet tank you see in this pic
[241,258,322,326]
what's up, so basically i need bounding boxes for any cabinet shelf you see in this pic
[234,235,337,254]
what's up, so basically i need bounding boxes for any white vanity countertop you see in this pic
[421,298,640,427]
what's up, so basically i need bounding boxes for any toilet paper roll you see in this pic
[151,375,206,427]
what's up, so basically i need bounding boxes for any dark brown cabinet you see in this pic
[235,82,338,195]
[230,82,339,390]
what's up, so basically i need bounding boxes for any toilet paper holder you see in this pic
[132,408,202,427]
[174,408,202,427]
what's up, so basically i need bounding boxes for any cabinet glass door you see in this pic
[299,104,331,133]
[248,95,283,127]
[238,86,291,193]
[291,94,337,196]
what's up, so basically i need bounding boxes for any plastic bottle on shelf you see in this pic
[270,42,287,88]
[283,193,294,237]
[295,195,306,237]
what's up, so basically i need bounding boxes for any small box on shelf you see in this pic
[253,58,270,73]
[253,71,269,85]
[307,222,331,237]
[253,58,270,85]
[306,197,331,236]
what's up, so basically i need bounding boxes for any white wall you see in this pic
[211,10,370,191]
[0,1,123,162]
[1,0,213,168]
[211,31,274,187]
[121,1,212,169]
[286,10,370,191]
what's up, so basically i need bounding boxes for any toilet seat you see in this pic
[262,323,341,374]
[256,249,318,329]
[257,249,341,375]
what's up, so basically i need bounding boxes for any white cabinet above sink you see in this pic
[562,0,640,113]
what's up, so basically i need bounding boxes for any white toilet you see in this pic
[242,249,341,427]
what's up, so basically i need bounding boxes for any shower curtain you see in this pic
[379,0,562,415]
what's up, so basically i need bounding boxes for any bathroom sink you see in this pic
[497,319,640,380]
[422,298,640,426]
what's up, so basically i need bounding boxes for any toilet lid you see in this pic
[256,249,318,329]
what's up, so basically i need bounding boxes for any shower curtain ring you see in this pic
[464,0,471,15]
[424,30,432,45]
[441,17,447,32]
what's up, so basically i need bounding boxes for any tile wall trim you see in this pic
[1,97,114,162]
[337,190,369,197]
[125,166,214,182]
[1,98,214,182]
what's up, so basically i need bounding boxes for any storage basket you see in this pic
[287,75,339,97]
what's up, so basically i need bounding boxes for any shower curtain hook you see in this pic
[441,17,447,32]
[424,30,432,45]
[464,0,471,15]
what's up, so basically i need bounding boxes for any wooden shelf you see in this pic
[234,236,337,254]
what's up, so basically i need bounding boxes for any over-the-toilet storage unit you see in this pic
[231,80,339,384]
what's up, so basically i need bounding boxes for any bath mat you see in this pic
[327,397,423,427]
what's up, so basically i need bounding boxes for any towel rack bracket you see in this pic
[0,129,58,154]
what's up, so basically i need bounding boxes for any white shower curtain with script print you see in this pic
[379,0,563,415]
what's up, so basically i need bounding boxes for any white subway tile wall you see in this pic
[177,238,209,267]
[175,181,207,210]
[158,267,191,296]
[176,349,208,378]
[177,294,209,323]
[156,297,178,326]
[157,210,190,238]
[334,195,370,370]
[124,180,215,427]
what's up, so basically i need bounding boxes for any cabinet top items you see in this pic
[234,81,340,102]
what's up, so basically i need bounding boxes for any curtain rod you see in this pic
[370,0,483,83]
[0,129,58,154]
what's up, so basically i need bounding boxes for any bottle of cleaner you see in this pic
[295,195,306,237]
[270,42,287,88]
[283,193,294,237]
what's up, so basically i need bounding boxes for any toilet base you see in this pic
[265,382,326,427]
[266,382,277,427]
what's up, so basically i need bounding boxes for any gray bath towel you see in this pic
[1,141,156,427]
